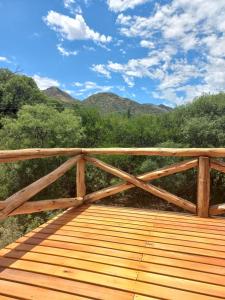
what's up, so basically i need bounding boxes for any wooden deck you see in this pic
[1,205,225,299]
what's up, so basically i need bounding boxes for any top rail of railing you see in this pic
[2,148,225,163]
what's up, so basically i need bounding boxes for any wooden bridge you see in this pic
[1,148,225,299]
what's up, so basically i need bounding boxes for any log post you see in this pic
[76,155,86,198]
[197,156,210,217]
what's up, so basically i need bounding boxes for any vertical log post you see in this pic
[76,155,86,198]
[197,156,210,217]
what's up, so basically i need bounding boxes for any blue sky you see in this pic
[0,0,225,106]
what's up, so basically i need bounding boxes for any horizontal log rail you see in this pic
[0,148,225,218]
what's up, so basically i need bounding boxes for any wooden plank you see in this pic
[142,253,225,274]
[32,227,147,247]
[0,257,220,300]
[41,223,225,249]
[32,226,225,252]
[0,268,134,300]
[22,231,146,254]
[197,157,210,217]
[0,248,138,280]
[60,211,225,233]
[0,295,19,300]
[47,219,225,244]
[134,296,160,300]
[76,156,86,198]
[49,215,225,240]
[87,205,225,226]
[70,209,225,230]
[85,156,196,213]
[0,279,87,300]
[84,159,197,203]
[82,147,225,157]
[148,241,225,259]
[0,148,81,163]
[4,244,225,286]
[5,198,83,216]
[133,281,220,300]
[0,155,81,220]
[16,236,142,260]
[137,271,225,298]
[19,230,225,259]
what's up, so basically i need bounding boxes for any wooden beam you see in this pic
[0,148,81,163]
[7,198,84,216]
[139,159,198,181]
[210,160,225,173]
[82,148,225,157]
[76,156,86,198]
[85,156,196,213]
[197,157,210,217]
[210,203,225,216]
[84,159,197,202]
[0,155,81,220]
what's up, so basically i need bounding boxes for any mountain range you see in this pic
[44,87,172,115]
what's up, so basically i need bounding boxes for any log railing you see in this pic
[1,148,225,219]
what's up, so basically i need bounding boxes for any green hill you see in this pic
[43,88,172,114]
[43,87,80,106]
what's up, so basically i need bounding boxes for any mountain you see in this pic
[43,87,172,114]
[82,92,172,114]
[43,87,80,105]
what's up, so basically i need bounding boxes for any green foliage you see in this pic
[0,69,47,116]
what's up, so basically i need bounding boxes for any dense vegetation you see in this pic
[1,68,225,247]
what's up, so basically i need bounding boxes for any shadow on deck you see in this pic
[1,204,225,299]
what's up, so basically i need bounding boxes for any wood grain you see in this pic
[197,157,210,217]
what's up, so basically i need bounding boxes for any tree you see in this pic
[0,68,47,116]
[0,104,85,200]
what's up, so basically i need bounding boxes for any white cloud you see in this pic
[63,0,82,14]
[44,11,112,43]
[72,81,112,95]
[0,56,10,63]
[94,46,175,87]
[57,44,78,56]
[91,64,111,78]
[107,0,150,12]
[33,75,60,90]
[140,40,154,49]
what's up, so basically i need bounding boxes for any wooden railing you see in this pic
[1,148,225,220]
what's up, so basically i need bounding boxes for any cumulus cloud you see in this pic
[44,11,112,43]
[33,75,60,90]
[107,0,150,12]
[57,44,78,56]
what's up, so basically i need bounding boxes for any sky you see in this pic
[0,0,225,106]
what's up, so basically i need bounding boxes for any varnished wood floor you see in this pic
[1,205,225,299]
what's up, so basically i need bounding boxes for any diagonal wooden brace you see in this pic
[84,156,196,213]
